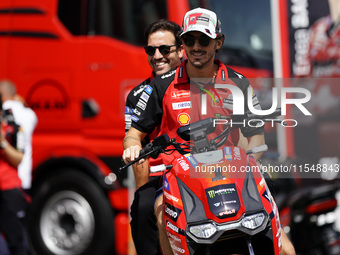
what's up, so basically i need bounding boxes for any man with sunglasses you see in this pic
[125,19,183,255]
[123,8,295,255]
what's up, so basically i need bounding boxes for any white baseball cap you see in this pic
[180,8,221,39]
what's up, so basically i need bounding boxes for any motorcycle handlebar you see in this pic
[119,134,173,172]
[139,142,153,158]
[119,109,283,171]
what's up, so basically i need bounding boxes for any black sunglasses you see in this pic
[182,35,211,47]
[144,44,177,56]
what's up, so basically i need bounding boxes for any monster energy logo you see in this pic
[208,190,215,198]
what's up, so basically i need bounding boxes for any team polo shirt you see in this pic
[125,72,164,172]
[125,72,155,137]
[131,60,264,163]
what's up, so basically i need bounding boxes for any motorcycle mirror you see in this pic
[177,118,216,141]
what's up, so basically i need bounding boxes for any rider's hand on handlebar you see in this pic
[122,145,146,165]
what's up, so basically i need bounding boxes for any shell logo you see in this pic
[177,113,190,125]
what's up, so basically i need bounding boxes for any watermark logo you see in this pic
[201,85,311,116]
[192,78,314,128]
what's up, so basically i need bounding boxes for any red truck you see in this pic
[3,0,336,255]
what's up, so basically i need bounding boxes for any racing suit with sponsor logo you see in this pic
[0,109,28,255]
[129,60,264,254]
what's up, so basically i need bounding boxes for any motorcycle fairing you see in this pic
[164,146,282,254]
[164,201,182,222]
[163,172,190,254]
[175,146,265,223]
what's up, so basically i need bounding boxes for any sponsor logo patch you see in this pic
[171,244,185,254]
[136,100,146,110]
[185,155,198,168]
[166,221,185,236]
[234,71,243,79]
[167,232,181,242]
[125,106,133,114]
[177,113,190,125]
[205,184,240,219]
[219,208,236,217]
[133,108,141,116]
[172,101,191,110]
[177,158,190,171]
[131,115,139,122]
[140,92,150,102]
[233,147,241,160]
[163,175,170,192]
[133,85,147,96]
[164,202,182,222]
[224,147,233,161]
[125,115,132,122]
[161,70,176,79]
[262,189,271,203]
[166,221,179,233]
[171,91,190,98]
[144,85,153,95]
[164,191,182,206]
[223,98,233,104]
[178,66,183,78]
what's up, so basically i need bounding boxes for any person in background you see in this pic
[0,80,38,193]
[307,0,340,78]
[124,20,183,254]
[0,81,28,255]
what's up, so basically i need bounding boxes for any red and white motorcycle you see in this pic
[121,112,282,254]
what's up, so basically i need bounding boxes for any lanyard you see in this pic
[196,81,223,107]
